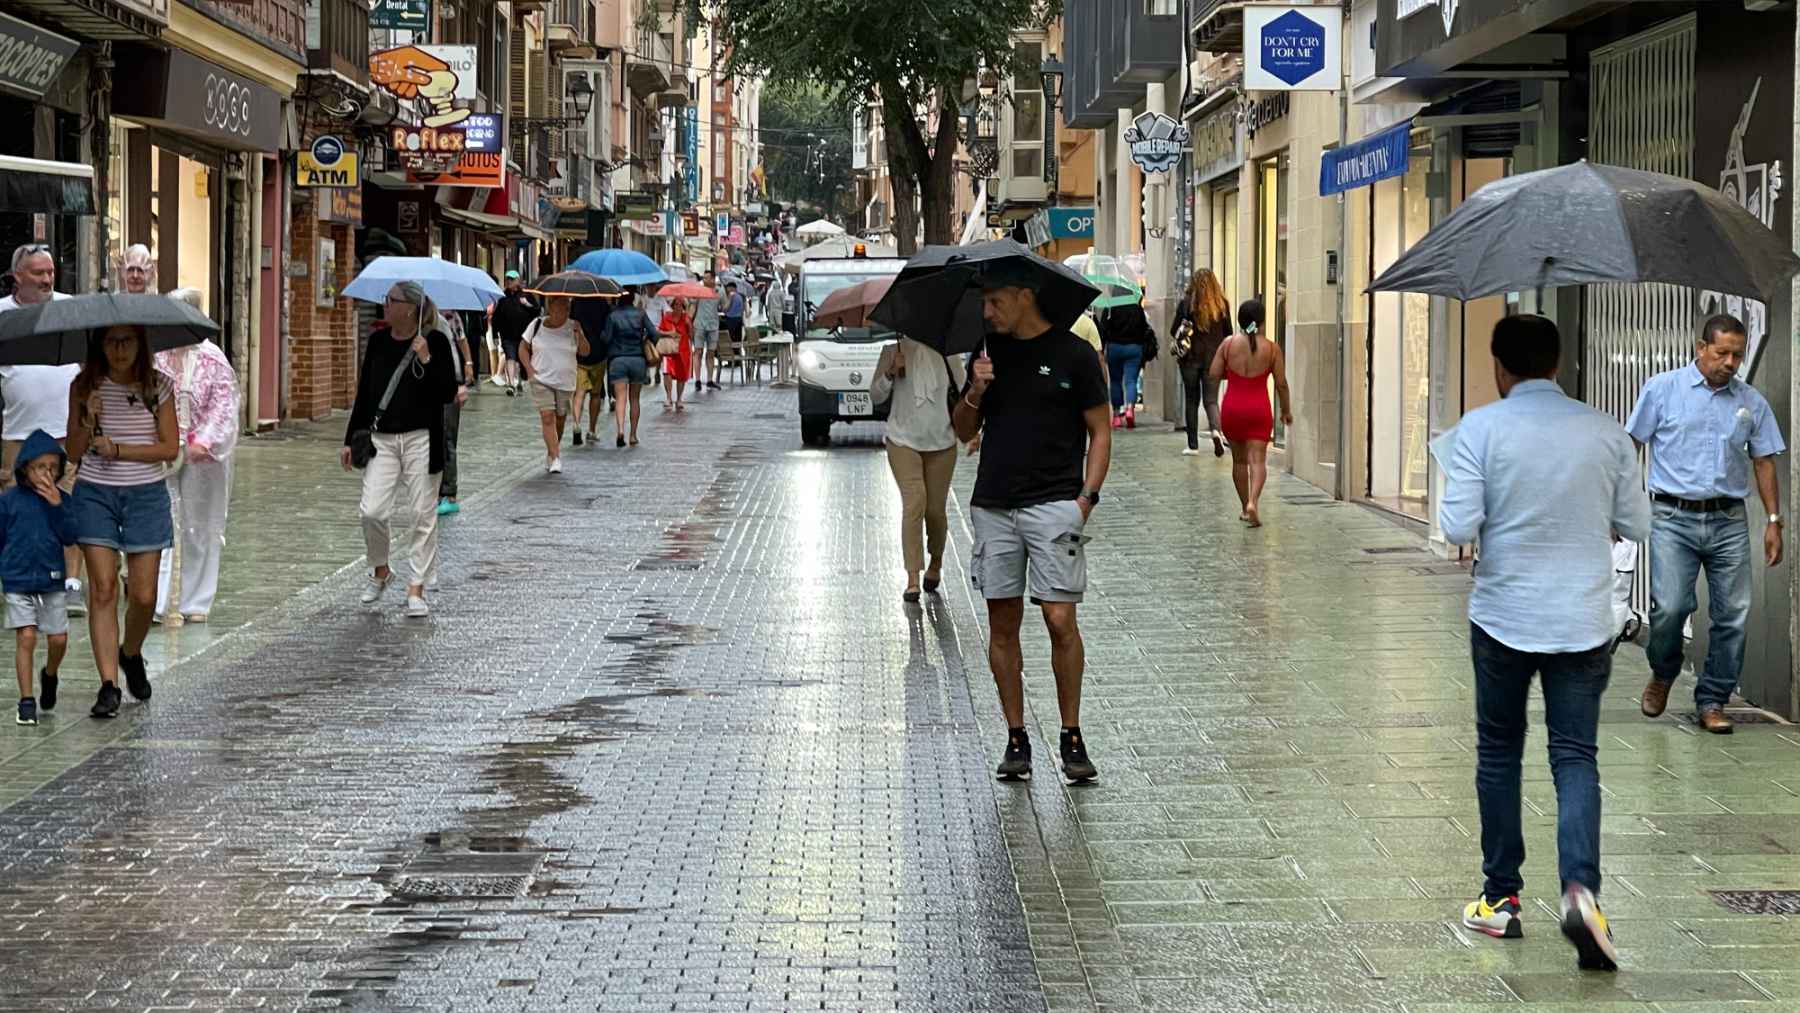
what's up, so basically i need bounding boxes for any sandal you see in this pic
[903,588,921,603]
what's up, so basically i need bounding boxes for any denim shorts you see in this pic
[608,355,649,385]
[70,479,173,554]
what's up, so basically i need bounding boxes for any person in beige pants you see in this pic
[871,337,968,602]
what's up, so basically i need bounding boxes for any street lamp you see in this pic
[1040,55,1064,194]
[568,72,595,120]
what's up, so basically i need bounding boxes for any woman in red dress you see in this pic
[659,297,694,411]
[1210,298,1292,528]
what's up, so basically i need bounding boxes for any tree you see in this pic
[760,82,856,220]
[711,0,1059,253]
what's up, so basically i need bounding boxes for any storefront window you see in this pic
[1367,137,1434,518]
[1210,187,1238,304]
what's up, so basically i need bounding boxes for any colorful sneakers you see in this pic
[1461,894,1523,939]
[1561,885,1619,971]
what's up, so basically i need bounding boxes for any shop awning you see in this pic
[438,205,523,237]
[0,155,94,214]
[1319,120,1411,197]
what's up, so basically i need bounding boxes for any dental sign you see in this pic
[1244,5,1342,91]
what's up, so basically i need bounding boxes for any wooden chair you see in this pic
[715,330,745,385]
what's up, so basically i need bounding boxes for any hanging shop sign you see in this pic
[1319,119,1411,196]
[390,124,469,167]
[406,150,502,188]
[0,12,78,101]
[1244,5,1342,91]
[714,211,730,235]
[1123,111,1189,174]
[369,0,431,30]
[112,47,283,152]
[461,113,502,153]
[371,45,477,128]
[616,190,658,221]
[295,134,360,189]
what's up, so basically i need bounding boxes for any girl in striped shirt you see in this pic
[64,324,178,719]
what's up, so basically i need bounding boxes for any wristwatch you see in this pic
[1770,514,1783,526]
[1078,489,1101,506]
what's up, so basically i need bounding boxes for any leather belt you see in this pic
[1653,493,1735,513]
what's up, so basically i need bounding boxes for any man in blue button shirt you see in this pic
[1440,315,1648,972]
[1627,313,1785,735]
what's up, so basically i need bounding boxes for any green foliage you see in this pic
[760,82,855,215]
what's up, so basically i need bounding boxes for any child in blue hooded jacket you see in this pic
[2,430,79,725]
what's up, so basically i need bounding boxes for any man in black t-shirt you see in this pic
[951,263,1112,785]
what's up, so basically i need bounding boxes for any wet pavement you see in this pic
[2,385,1798,1012]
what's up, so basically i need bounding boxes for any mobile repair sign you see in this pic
[1244,5,1342,91]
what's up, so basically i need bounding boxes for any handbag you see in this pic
[655,332,680,357]
[349,346,418,469]
[1170,318,1195,360]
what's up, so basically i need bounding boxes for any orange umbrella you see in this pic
[812,276,895,329]
[657,281,716,301]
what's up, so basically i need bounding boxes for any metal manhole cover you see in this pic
[393,874,531,899]
[1710,890,1800,914]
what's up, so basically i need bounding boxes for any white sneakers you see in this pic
[1181,447,1203,456]
[405,594,430,618]
[547,455,563,474]
[361,571,390,604]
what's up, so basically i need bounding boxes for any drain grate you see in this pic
[392,850,543,901]
[394,874,531,899]
[633,558,703,571]
[1364,546,1425,555]
[1710,890,1800,915]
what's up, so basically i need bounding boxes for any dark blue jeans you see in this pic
[1470,622,1610,900]
[1647,503,1751,710]
[1104,342,1143,412]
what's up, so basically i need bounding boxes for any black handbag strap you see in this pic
[371,346,418,427]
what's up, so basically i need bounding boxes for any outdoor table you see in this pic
[762,330,796,387]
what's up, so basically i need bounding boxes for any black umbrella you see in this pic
[1368,160,1800,302]
[869,240,1100,354]
[0,293,219,366]
[525,270,622,298]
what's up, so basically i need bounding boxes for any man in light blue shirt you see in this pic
[1439,315,1647,972]
[1626,313,1784,734]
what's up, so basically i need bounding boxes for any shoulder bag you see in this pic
[348,346,418,469]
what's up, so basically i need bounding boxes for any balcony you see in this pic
[190,0,307,63]
[627,30,673,95]
[547,0,586,51]
[1192,0,1248,55]
[1113,3,1182,84]
[304,0,369,85]
[1063,0,1140,130]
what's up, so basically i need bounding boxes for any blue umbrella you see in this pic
[568,248,667,286]
[343,256,503,311]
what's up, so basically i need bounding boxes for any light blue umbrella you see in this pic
[343,256,502,311]
[568,248,667,286]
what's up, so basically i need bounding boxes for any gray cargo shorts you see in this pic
[5,591,69,636]
[969,500,1091,604]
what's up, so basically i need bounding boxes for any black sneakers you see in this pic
[91,682,122,719]
[120,651,152,701]
[38,669,57,711]
[16,697,36,726]
[995,730,1032,781]
[573,430,584,446]
[1060,728,1098,785]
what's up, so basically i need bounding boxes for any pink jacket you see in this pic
[155,341,241,460]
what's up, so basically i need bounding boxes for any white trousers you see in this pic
[360,431,440,587]
[155,457,231,617]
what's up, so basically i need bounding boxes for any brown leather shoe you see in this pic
[1698,708,1735,735]
[1640,678,1671,718]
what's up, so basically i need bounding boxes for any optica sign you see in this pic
[1048,207,1095,239]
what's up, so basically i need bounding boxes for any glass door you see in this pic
[1256,153,1289,443]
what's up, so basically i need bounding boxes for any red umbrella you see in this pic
[657,281,717,301]
[812,276,895,329]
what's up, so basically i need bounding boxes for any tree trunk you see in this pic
[919,89,962,247]
[888,166,921,256]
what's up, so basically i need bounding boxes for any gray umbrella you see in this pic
[0,293,219,365]
[1367,160,1800,303]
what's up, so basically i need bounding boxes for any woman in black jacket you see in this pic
[1100,298,1157,429]
[1172,268,1233,456]
[340,281,459,619]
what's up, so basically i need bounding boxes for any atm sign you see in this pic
[295,135,359,189]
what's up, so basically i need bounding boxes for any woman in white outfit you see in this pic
[340,282,458,618]
[870,337,967,603]
[154,288,241,624]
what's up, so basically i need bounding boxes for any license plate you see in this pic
[839,392,873,416]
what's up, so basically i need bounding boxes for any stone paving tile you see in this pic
[937,424,1800,1011]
